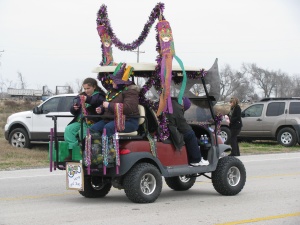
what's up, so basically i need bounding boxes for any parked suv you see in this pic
[4,94,77,148]
[239,98,300,147]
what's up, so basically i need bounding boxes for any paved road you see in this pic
[1,153,300,225]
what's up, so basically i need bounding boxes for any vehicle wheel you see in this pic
[79,176,112,198]
[165,175,196,191]
[8,128,30,148]
[212,157,246,196]
[277,127,297,147]
[220,126,231,144]
[123,163,162,203]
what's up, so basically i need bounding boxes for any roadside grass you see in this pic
[0,138,48,170]
[240,141,300,155]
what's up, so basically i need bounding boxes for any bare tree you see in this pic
[42,85,53,95]
[64,83,74,93]
[243,63,277,98]
[291,75,300,97]
[233,79,254,101]
[0,75,15,93]
[273,71,293,97]
[220,64,251,102]
[74,78,83,93]
[17,71,27,89]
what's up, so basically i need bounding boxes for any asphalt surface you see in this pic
[0,153,300,225]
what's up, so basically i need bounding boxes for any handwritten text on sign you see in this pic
[66,162,84,190]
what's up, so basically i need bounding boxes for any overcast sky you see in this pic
[0,0,299,92]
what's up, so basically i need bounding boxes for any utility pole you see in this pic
[131,47,145,86]
[0,50,4,66]
[132,47,145,63]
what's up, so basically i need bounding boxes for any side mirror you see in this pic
[241,112,245,118]
[33,106,41,114]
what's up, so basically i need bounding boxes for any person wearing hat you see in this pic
[166,97,209,166]
[90,64,140,137]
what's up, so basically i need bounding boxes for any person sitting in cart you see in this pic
[64,77,106,151]
[90,68,140,137]
[167,97,209,167]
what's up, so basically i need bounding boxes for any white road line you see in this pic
[0,173,64,180]
[242,156,300,162]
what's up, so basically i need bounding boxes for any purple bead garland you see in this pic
[215,113,223,134]
[97,3,165,51]
[96,3,209,141]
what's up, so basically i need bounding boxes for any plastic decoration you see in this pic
[158,112,169,140]
[114,103,125,132]
[113,131,120,174]
[156,20,188,116]
[215,113,223,134]
[156,20,174,116]
[102,128,108,175]
[85,129,92,175]
[148,134,157,157]
[96,3,165,52]
[97,25,114,65]
[80,95,93,125]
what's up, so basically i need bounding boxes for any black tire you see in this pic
[220,126,231,144]
[123,163,162,203]
[165,176,196,191]
[212,157,246,196]
[79,176,112,198]
[277,127,297,147]
[8,128,30,148]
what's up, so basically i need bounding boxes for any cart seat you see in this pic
[119,105,145,136]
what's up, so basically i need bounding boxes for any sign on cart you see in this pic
[66,162,84,191]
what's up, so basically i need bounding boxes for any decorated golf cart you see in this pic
[48,3,246,203]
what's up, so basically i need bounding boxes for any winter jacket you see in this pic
[104,84,140,120]
[166,99,192,150]
[69,91,105,125]
[228,104,243,129]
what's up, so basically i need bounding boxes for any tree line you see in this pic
[220,63,300,102]
[1,63,299,101]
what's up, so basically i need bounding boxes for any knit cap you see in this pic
[182,97,191,111]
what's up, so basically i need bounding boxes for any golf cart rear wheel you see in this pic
[165,175,196,191]
[79,176,112,198]
[212,157,246,196]
[123,163,162,203]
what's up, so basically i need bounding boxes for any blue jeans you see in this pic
[90,118,139,137]
[184,130,202,163]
